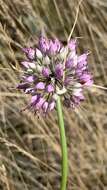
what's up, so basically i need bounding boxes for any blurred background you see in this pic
[0,0,107,189]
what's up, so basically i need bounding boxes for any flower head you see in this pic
[17,36,93,115]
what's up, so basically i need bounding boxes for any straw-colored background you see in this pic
[0,0,107,189]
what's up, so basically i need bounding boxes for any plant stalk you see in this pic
[56,96,68,190]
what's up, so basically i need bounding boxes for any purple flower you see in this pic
[71,94,84,107]
[36,97,45,110]
[36,82,45,90]
[68,39,77,52]
[77,53,88,69]
[21,61,36,69]
[22,48,35,60]
[39,36,49,54]
[46,84,54,93]
[42,67,50,78]
[79,73,91,82]
[84,79,93,87]
[55,64,63,79]
[65,59,73,69]
[25,76,35,83]
[79,73,93,86]
[31,95,44,110]
[64,77,71,86]
[48,39,61,55]
[49,101,55,111]
[31,95,38,104]
[17,35,93,114]
[42,101,48,113]
[78,53,87,62]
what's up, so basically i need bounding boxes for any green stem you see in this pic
[56,96,68,190]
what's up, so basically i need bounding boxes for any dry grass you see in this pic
[0,0,107,189]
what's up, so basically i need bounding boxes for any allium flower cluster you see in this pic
[17,36,93,114]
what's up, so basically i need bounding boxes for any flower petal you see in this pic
[55,64,63,79]
[42,67,50,77]
[46,84,54,93]
[22,47,35,60]
[36,82,45,90]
